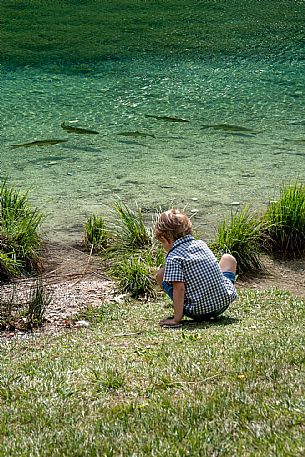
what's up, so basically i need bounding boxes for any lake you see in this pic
[1,0,304,241]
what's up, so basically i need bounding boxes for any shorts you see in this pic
[162,271,236,321]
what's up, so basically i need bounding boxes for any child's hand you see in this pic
[159,317,182,328]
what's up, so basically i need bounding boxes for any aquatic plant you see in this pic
[261,182,305,259]
[0,180,44,278]
[113,201,152,250]
[210,206,265,274]
[84,214,109,253]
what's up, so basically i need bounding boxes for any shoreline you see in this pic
[1,240,305,338]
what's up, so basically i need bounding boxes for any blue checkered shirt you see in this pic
[163,235,237,316]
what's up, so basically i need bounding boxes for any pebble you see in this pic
[74,320,90,328]
[190,208,199,213]
[113,294,128,304]
[191,197,198,201]
[231,202,240,206]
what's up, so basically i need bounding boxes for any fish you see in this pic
[284,138,305,144]
[10,139,68,148]
[201,124,256,132]
[145,114,189,123]
[117,131,156,138]
[226,132,257,138]
[61,122,99,134]
[117,139,147,147]
[287,120,305,125]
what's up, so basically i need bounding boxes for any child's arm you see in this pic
[160,281,185,326]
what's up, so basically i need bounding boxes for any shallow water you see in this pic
[1,1,305,242]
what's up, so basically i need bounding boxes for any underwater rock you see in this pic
[61,122,99,134]
[10,139,68,148]
[201,124,256,133]
[145,114,190,123]
[117,131,156,138]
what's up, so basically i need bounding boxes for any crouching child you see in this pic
[154,208,237,327]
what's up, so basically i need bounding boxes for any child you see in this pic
[154,208,237,327]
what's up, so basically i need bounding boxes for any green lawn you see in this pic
[0,288,304,456]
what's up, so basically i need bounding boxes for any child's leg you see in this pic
[155,267,165,287]
[156,267,174,300]
[219,254,237,274]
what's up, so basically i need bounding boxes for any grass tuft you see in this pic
[0,180,44,278]
[83,202,163,299]
[261,182,305,259]
[110,252,157,299]
[24,278,52,327]
[210,206,265,274]
[0,278,51,330]
[83,214,109,253]
[113,201,152,250]
[0,252,21,279]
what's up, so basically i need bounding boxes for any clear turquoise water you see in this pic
[1,1,305,242]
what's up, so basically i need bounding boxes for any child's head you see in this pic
[154,208,192,243]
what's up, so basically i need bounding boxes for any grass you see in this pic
[110,252,157,299]
[261,182,305,259]
[210,206,265,274]
[84,202,163,299]
[113,201,152,251]
[24,278,52,328]
[0,180,44,279]
[0,278,51,330]
[0,288,304,456]
[83,214,109,253]
[0,252,21,278]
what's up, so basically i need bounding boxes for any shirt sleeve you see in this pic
[163,257,184,283]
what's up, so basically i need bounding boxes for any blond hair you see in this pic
[154,208,192,242]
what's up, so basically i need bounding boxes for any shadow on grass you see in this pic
[161,315,240,331]
[182,315,240,330]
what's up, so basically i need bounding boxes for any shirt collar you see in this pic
[167,234,194,256]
